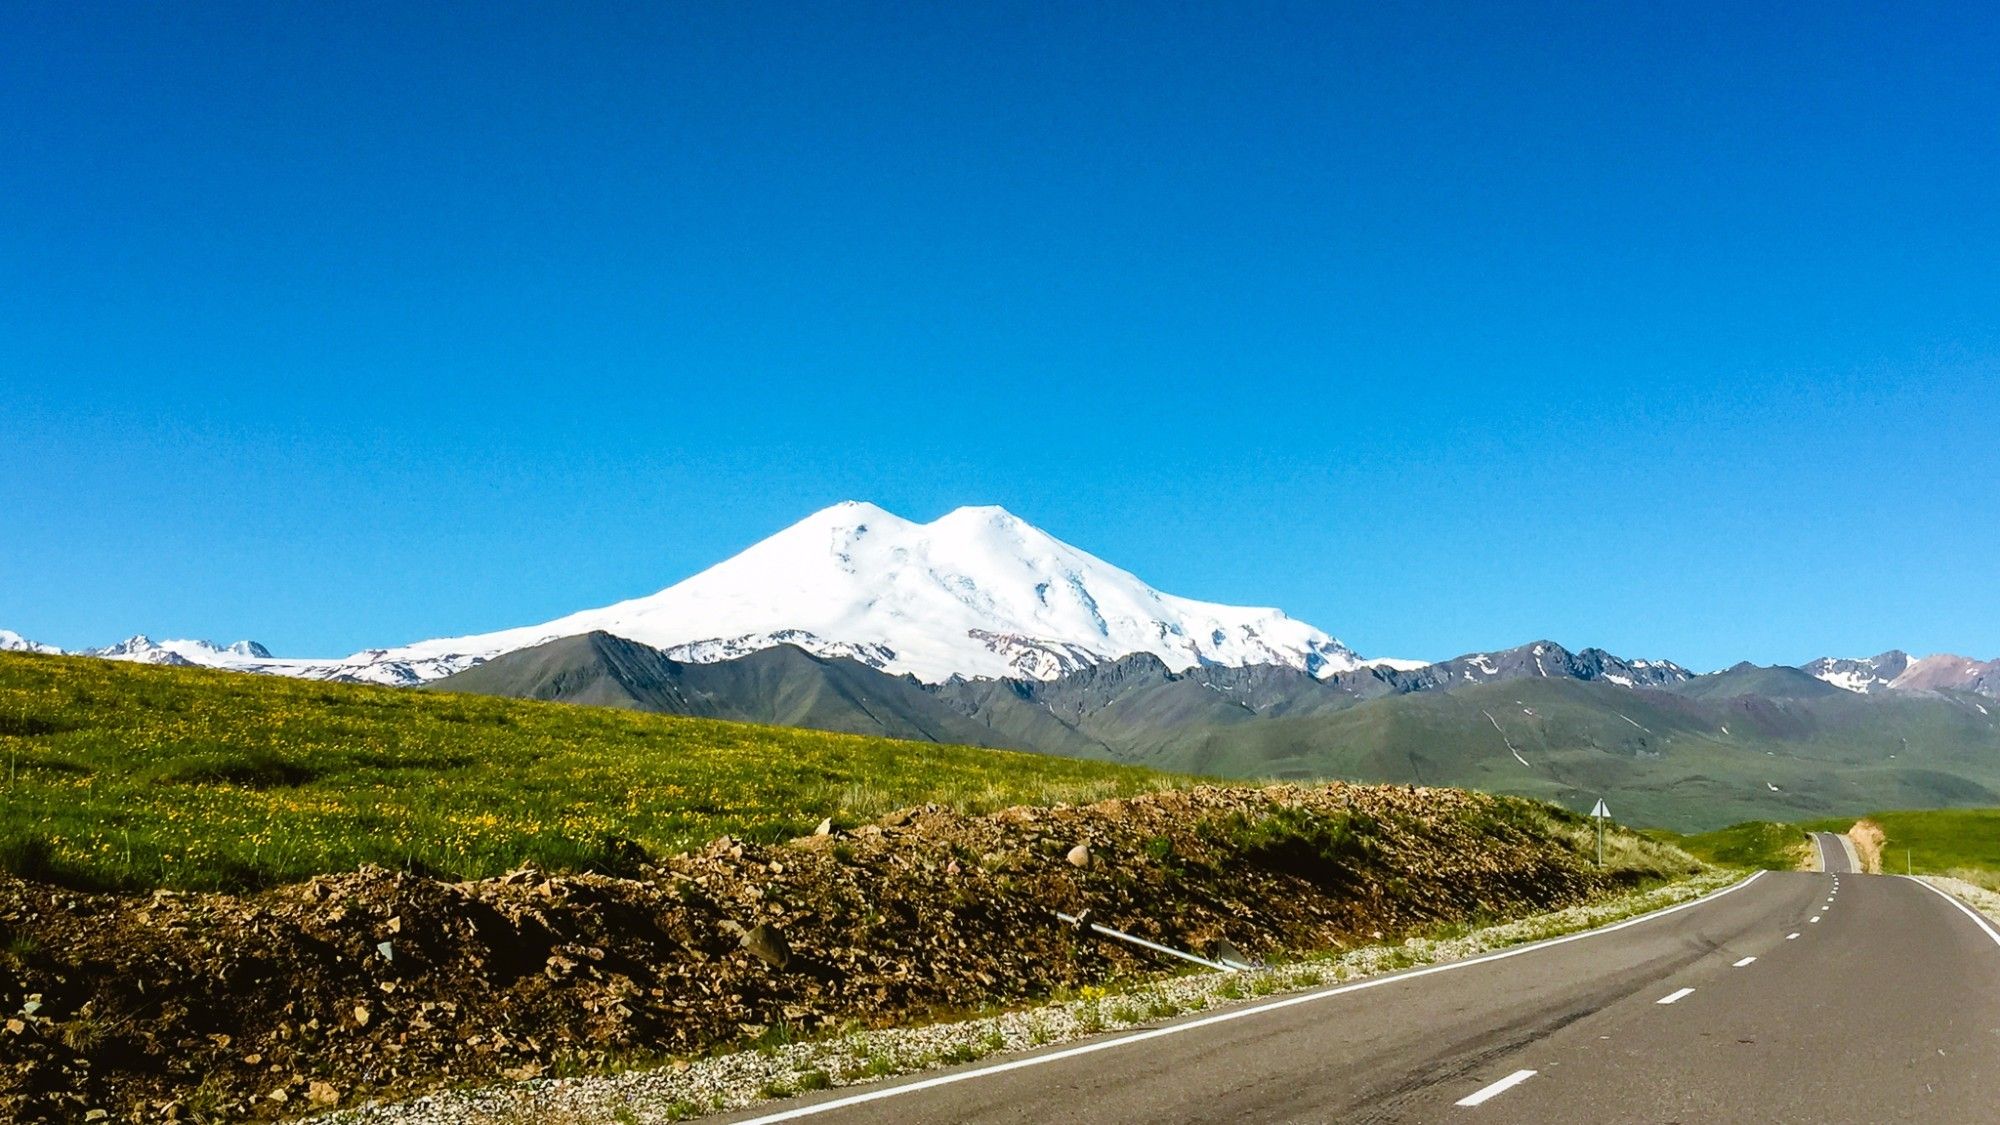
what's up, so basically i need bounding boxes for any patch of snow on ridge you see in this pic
[1360,656,1430,672]
[1820,669,1876,693]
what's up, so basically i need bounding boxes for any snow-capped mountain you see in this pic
[362,502,1366,683]
[8,633,479,686]
[4,503,1373,686]
[0,630,61,655]
[13,502,1987,699]
[1801,651,1914,694]
[89,636,275,666]
[1804,650,2000,698]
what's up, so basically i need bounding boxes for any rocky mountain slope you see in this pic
[435,635,2000,831]
[436,632,1050,751]
[1803,650,2000,698]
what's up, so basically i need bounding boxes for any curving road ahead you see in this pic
[717,866,2000,1124]
[1813,830,1858,873]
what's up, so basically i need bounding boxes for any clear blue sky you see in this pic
[5,2,1997,669]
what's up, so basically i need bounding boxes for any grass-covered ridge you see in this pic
[0,652,1185,891]
[1650,820,1812,870]
[1804,808,2000,885]
[1656,808,2000,885]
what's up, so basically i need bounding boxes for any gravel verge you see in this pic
[1919,874,2000,923]
[318,869,1739,1125]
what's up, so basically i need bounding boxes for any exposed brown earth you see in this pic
[1847,819,1886,874]
[0,782,1691,1123]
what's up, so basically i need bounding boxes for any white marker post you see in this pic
[1591,798,1610,867]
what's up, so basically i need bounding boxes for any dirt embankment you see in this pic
[1846,819,1886,874]
[0,783,1690,1122]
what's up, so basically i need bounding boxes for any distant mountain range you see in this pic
[427,631,2000,831]
[10,501,1988,698]
[4,503,1376,685]
[1801,651,2000,697]
[9,501,1999,829]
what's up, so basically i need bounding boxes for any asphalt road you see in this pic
[718,869,2000,1124]
[1813,830,1858,873]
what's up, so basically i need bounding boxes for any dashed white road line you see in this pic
[1811,916,1822,923]
[1656,987,1696,1005]
[1456,1069,1538,1107]
[1786,933,1800,940]
[1733,956,1757,967]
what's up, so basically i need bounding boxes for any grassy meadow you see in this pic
[1804,808,2000,885]
[0,652,1186,891]
[1655,808,2000,888]
[1650,820,1814,871]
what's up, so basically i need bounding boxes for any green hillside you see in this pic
[1665,807,2000,886]
[1811,808,2000,884]
[1655,821,1812,870]
[0,653,1184,891]
[1148,677,2000,831]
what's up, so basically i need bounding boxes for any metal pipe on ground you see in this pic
[1055,911,1253,973]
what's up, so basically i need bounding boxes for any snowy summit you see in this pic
[2,503,1372,685]
[372,501,1364,683]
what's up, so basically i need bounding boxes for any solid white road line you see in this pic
[1733,956,1756,967]
[1656,987,1696,1005]
[723,873,1769,1124]
[1456,1069,1537,1107]
[1906,877,2000,950]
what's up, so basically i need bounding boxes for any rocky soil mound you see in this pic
[0,783,1690,1122]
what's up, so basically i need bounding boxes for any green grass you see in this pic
[1654,807,2000,886]
[1648,820,1810,870]
[1805,808,2000,885]
[0,652,1187,891]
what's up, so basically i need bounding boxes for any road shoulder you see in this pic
[317,871,1746,1125]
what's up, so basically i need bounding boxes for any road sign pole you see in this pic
[1589,798,1610,868]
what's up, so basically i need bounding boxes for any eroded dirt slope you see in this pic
[0,782,1691,1122]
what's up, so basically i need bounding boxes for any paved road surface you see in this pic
[1813,830,1857,873]
[717,869,2000,1123]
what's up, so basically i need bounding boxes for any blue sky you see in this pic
[5,2,1996,669]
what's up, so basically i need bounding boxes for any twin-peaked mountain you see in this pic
[355,501,1374,685]
[5,503,1366,686]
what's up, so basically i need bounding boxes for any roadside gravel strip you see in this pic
[318,870,1741,1125]
[1918,875,2000,935]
